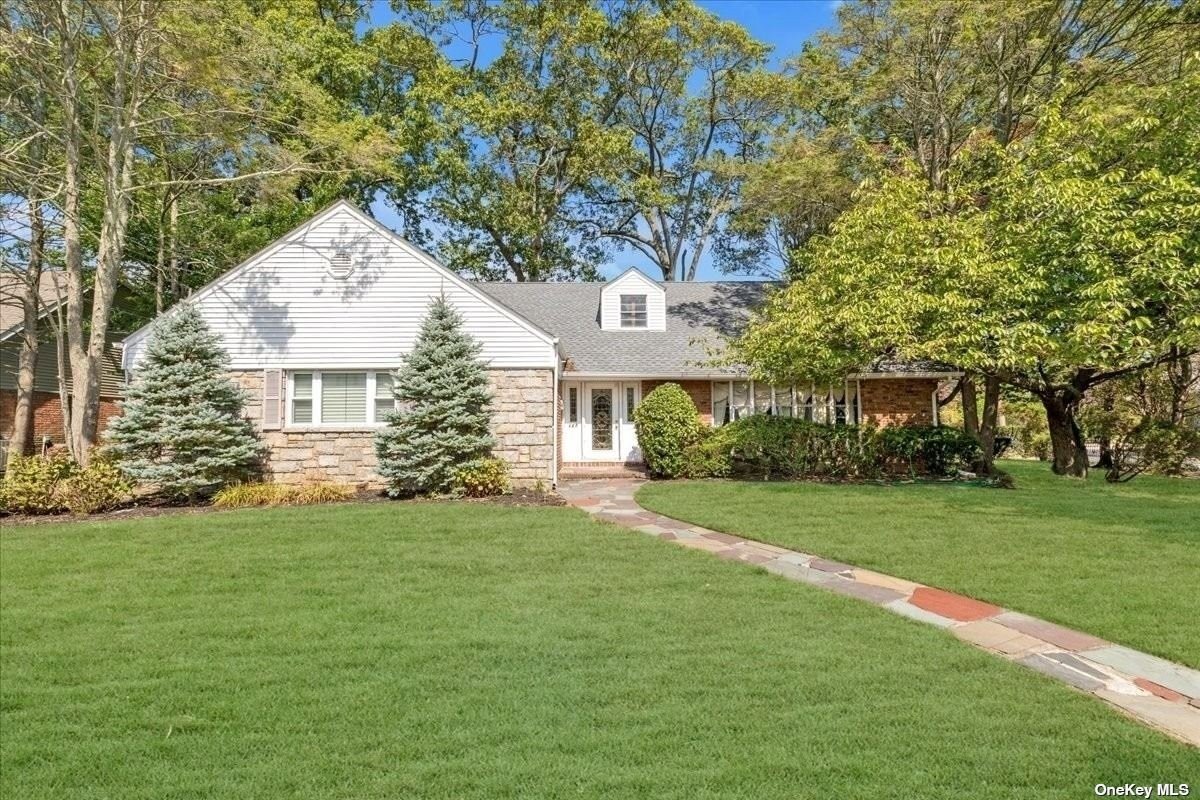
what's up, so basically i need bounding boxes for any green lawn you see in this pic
[638,460,1200,669]
[2,501,1195,799]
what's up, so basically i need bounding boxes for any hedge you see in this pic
[676,416,979,481]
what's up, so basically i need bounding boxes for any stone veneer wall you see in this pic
[860,378,939,426]
[232,368,554,487]
[640,379,714,425]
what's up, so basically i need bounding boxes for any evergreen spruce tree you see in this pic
[375,296,496,497]
[105,303,261,499]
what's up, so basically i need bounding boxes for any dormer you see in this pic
[600,268,666,331]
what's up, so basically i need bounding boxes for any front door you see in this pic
[584,384,618,460]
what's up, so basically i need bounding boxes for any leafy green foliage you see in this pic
[736,73,1200,475]
[0,451,132,515]
[58,453,135,515]
[1079,364,1200,482]
[212,482,355,508]
[680,418,977,481]
[875,426,981,478]
[0,452,77,514]
[582,4,791,281]
[453,457,511,498]
[396,0,627,281]
[375,297,496,497]
[631,384,703,478]
[104,304,261,499]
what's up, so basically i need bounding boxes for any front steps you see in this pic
[559,462,649,480]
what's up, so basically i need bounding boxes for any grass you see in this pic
[638,460,1200,668]
[2,501,1196,799]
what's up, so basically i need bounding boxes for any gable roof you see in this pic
[122,200,557,356]
[0,271,67,341]
[476,280,773,376]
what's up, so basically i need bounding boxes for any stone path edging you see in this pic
[557,478,1200,748]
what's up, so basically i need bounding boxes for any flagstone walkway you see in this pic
[557,478,1200,748]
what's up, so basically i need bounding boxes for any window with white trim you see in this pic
[619,294,647,328]
[288,371,397,427]
[711,381,859,426]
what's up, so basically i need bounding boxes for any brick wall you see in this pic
[1,389,122,454]
[640,379,713,425]
[860,378,938,426]
[233,368,555,487]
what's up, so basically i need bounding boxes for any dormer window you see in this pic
[620,294,647,328]
[600,268,664,331]
[328,250,354,279]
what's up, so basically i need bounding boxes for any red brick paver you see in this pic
[909,587,1003,622]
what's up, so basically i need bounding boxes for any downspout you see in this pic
[551,339,560,487]
[931,386,940,427]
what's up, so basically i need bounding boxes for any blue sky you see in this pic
[367,0,839,281]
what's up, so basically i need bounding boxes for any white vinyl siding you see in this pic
[288,370,395,428]
[599,269,665,331]
[712,381,861,427]
[123,204,555,371]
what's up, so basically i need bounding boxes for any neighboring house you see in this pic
[0,273,124,459]
[122,201,958,486]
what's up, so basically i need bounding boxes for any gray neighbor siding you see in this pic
[0,331,124,397]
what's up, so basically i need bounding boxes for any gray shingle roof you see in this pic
[475,280,774,376]
[0,271,67,340]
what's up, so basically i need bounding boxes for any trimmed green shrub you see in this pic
[59,453,134,514]
[876,425,981,477]
[678,418,979,481]
[680,427,733,478]
[454,457,511,497]
[0,450,133,515]
[632,383,703,478]
[692,417,881,480]
[0,451,76,514]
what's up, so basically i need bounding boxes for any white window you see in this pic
[568,387,578,423]
[710,381,851,426]
[292,373,313,423]
[374,372,396,423]
[288,370,396,427]
[620,294,647,328]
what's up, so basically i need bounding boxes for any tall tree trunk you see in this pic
[64,0,144,465]
[977,375,1001,475]
[960,374,979,437]
[1039,392,1089,477]
[10,201,46,455]
[58,0,87,463]
[167,194,180,299]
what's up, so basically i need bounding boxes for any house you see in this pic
[0,272,124,459]
[122,201,957,486]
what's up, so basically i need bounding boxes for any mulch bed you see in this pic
[1,487,566,528]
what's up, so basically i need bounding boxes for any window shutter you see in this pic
[262,369,282,430]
